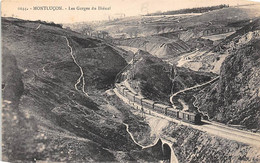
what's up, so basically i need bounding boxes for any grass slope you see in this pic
[2,17,159,162]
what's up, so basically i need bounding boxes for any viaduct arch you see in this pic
[160,138,178,163]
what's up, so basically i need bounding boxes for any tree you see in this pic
[82,26,94,36]
[101,31,109,39]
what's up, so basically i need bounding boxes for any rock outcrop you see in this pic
[126,50,216,104]
[194,38,260,130]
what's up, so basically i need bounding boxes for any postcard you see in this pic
[1,0,260,162]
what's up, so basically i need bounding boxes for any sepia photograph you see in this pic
[1,0,260,162]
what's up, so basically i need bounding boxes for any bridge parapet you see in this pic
[161,137,176,144]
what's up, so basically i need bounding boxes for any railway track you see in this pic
[113,44,260,147]
[114,88,260,147]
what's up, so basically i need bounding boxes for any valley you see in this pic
[2,3,260,163]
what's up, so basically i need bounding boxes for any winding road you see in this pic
[63,36,89,97]
[114,44,260,153]
[169,76,219,104]
[169,76,219,119]
[123,122,179,163]
[123,123,160,149]
[171,81,260,147]
[113,44,260,162]
[193,94,211,120]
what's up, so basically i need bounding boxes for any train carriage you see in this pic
[195,114,201,124]
[123,89,130,103]
[177,109,202,124]
[115,83,120,89]
[178,111,184,119]
[116,82,201,125]
[166,107,179,118]
[142,99,154,110]
[123,88,129,96]
[186,112,201,124]
[135,95,143,106]
[118,85,126,95]
[123,89,129,96]
[184,113,189,121]
[115,84,123,93]
[164,107,172,115]
[126,91,136,102]
[115,83,119,90]
[189,113,195,122]
[154,103,168,114]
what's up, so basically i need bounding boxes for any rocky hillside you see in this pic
[125,50,216,104]
[166,18,260,74]
[91,4,260,41]
[163,123,260,162]
[2,17,160,162]
[215,18,260,52]
[113,36,190,58]
[84,5,260,75]
[194,33,260,130]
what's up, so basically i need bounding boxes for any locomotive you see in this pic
[115,83,201,124]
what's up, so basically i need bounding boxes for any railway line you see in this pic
[114,87,260,147]
[112,44,260,147]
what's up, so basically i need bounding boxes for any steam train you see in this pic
[115,83,201,124]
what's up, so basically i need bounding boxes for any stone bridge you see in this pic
[161,137,178,163]
[148,137,178,163]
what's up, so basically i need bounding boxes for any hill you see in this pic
[86,4,260,66]
[113,35,190,58]
[93,4,260,39]
[146,4,229,16]
[193,20,260,130]
[124,50,216,104]
[2,17,160,162]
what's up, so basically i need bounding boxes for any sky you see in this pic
[1,0,260,23]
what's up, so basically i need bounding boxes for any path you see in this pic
[123,122,160,149]
[35,24,41,30]
[170,76,219,104]
[63,36,89,97]
[123,122,178,163]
